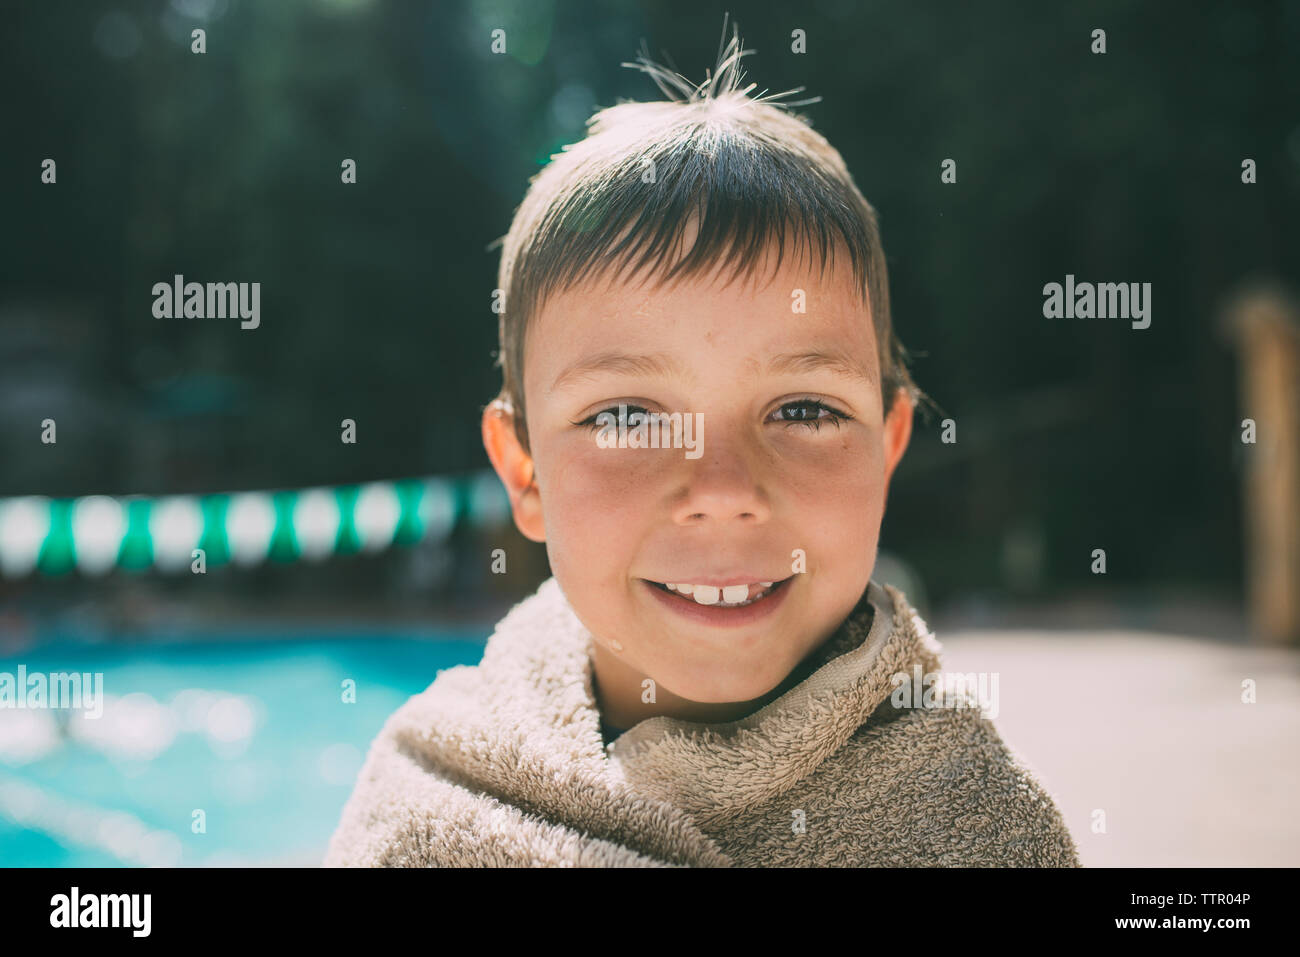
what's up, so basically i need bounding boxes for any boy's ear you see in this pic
[881,388,914,493]
[482,399,546,543]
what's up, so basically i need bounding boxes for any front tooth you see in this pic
[675,583,694,595]
[692,585,720,605]
[721,584,749,603]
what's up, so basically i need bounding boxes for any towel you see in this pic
[323,576,1080,867]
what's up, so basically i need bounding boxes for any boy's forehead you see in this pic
[528,255,877,395]
[538,245,867,327]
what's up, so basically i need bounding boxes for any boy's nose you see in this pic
[670,437,772,525]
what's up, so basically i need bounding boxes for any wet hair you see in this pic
[488,17,928,456]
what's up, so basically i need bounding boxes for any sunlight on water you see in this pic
[0,632,485,866]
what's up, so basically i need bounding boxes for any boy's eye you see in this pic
[574,405,651,430]
[770,399,853,432]
[573,400,853,433]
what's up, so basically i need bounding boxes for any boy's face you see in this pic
[484,237,912,711]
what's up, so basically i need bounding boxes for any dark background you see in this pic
[2,0,1296,621]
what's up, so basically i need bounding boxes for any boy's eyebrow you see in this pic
[549,348,874,394]
[766,349,876,386]
[549,351,683,394]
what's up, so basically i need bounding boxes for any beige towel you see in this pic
[324,577,1080,866]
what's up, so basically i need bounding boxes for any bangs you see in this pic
[515,110,875,315]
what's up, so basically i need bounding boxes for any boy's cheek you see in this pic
[548,440,686,498]
[780,455,882,518]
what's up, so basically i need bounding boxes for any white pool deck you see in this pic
[935,627,1300,867]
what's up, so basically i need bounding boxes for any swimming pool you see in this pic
[0,628,487,866]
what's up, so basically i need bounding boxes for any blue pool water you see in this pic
[0,629,487,867]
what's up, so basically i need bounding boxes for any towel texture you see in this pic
[324,577,1080,867]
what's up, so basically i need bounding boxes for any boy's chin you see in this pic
[652,668,787,710]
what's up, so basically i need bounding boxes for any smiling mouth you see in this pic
[643,577,792,608]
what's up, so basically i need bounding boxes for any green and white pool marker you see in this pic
[0,471,509,578]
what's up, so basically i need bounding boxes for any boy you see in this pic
[325,24,1079,867]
